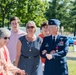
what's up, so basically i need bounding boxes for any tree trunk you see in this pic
[74,25,76,36]
[2,12,5,27]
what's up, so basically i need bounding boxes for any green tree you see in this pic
[0,0,16,27]
[15,0,48,27]
[69,0,76,35]
[0,0,48,27]
[45,0,71,31]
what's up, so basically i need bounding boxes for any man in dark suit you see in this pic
[40,19,68,75]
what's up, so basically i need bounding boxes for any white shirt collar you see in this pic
[52,34,58,41]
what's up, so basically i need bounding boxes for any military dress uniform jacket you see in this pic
[40,34,68,75]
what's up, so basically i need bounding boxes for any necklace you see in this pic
[27,41,33,52]
[26,34,36,42]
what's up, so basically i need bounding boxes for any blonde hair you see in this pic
[26,21,36,33]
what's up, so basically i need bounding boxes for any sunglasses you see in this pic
[3,37,10,40]
[27,26,35,29]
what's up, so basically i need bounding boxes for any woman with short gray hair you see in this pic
[0,28,10,39]
[0,28,27,75]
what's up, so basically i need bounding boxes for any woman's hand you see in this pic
[0,60,8,71]
[17,70,28,75]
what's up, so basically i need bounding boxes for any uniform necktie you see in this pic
[52,36,55,50]
[52,36,55,43]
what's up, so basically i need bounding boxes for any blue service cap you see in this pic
[48,19,60,26]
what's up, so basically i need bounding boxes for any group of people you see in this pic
[0,16,69,75]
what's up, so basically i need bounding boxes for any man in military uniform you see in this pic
[40,19,68,75]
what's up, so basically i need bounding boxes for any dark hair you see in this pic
[10,16,20,24]
[40,22,48,29]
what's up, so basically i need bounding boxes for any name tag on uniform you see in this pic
[45,43,49,47]
[58,41,64,46]
[58,38,64,46]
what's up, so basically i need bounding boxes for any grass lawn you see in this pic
[67,60,76,75]
[67,46,76,75]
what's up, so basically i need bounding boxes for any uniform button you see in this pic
[29,49,31,51]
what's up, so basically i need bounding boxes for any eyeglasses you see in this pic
[27,26,35,29]
[3,37,10,40]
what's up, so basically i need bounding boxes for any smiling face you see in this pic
[27,23,35,34]
[26,21,36,35]
[48,25,58,35]
[0,28,11,47]
[42,25,49,36]
[0,36,10,46]
[42,25,48,32]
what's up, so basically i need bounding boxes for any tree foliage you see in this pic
[0,0,48,27]
[0,0,76,33]
[0,0,16,27]
[45,0,71,31]
[68,0,76,35]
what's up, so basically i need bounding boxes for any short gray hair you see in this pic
[0,28,11,38]
[26,21,36,33]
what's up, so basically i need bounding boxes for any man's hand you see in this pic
[42,50,47,55]
[46,54,52,60]
[50,50,55,54]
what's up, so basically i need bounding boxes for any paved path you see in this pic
[66,51,76,60]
